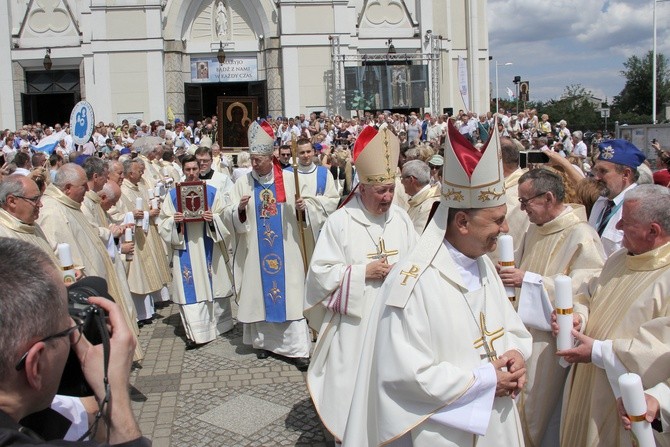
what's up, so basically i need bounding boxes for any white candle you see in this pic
[155,183,164,197]
[123,212,135,226]
[618,373,656,447]
[148,189,155,199]
[57,243,76,284]
[135,197,143,210]
[497,234,516,300]
[151,197,159,210]
[124,228,133,261]
[555,274,574,351]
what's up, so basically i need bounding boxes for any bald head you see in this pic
[99,181,121,211]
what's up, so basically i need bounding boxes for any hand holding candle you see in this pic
[554,274,574,351]
[619,373,656,447]
[124,228,134,261]
[57,242,76,284]
[498,234,516,300]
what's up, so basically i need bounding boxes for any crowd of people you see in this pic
[0,108,668,447]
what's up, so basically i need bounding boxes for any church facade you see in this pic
[0,0,491,133]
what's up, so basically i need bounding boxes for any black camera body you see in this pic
[58,277,112,397]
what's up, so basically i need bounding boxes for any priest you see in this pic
[343,121,532,446]
[558,184,670,447]
[228,120,310,370]
[305,125,417,441]
[497,168,605,446]
[159,154,235,349]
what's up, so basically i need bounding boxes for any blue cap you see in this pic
[120,147,131,155]
[313,143,323,152]
[597,139,645,168]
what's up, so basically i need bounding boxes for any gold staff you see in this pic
[291,134,309,273]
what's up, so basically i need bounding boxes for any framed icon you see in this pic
[176,181,208,222]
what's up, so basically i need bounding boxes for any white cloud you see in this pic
[487,0,670,102]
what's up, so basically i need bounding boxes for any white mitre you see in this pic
[248,120,275,156]
[353,123,400,185]
[442,119,506,209]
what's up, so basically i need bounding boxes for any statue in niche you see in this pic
[215,1,227,38]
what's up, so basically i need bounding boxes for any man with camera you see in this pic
[0,237,149,446]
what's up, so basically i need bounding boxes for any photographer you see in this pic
[0,237,149,446]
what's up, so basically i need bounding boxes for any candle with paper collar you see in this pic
[555,275,574,351]
[57,243,76,284]
[497,234,516,300]
[124,228,133,261]
[619,373,655,447]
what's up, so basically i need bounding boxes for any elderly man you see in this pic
[344,122,532,446]
[0,238,149,446]
[114,159,172,324]
[228,121,310,369]
[36,163,141,358]
[401,159,440,234]
[497,168,605,447]
[559,184,670,447]
[159,155,235,349]
[0,175,59,267]
[589,139,645,257]
[305,125,417,442]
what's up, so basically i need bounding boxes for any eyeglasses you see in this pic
[15,316,84,371]
[518,191,547,206]
[196,158,212,164]
[12,194,42,206]
[428,164,441,170]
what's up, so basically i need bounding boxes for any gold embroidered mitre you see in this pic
[353,123,399,185]
[248,120,275,156]
[442,118,506,209]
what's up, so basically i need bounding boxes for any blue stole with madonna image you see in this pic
[170,186,216,305]
[253,180,287,322]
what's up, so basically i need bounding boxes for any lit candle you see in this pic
[497,234,515,300]
[57,243,76,284]
[555,275,574,351]
[618,373,655,447]
[124,228,133,261]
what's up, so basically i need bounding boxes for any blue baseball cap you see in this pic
[597,139,645,169]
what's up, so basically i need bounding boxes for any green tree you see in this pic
[537,84,601,131]
[612,51,670,121]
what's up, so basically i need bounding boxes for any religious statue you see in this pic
[215,1,227,38]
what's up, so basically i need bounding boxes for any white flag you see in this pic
[506,87,515,99]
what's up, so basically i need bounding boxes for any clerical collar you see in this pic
[199,169,214,180]
[297,163,316,174]
[252,170,274,185]
[444,239,481,292]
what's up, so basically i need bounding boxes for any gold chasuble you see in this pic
[0,208,60,268]
[562,242,670,447]
[37,185,143,361]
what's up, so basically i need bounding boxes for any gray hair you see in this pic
[624,184,670,233]
[107,160,123,172]
[53,163,85,190]
[0,237,67,377]
[636,163,653,185]
[572,130,583,140]
[123,159,140,176]
[401,160,431,186]
[519,168,566,202]
[99,181,118,201]
[83,156,107,180]
[0,175,28,206]
[236,151,251,168]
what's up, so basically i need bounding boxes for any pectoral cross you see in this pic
[367,238,398,260]
[473,312,504,362]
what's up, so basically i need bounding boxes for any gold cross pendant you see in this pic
[473,312,504,362]
[367,237,399,260]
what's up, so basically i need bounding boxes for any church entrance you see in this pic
[21,70,80,126]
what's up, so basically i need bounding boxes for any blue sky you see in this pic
[488,0,670,103]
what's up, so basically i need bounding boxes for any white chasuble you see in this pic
[305,196,416,440]
[343,243,532,447]
[158,185,234,344]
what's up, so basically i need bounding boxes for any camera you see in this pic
[58,277,113,397]
[519,151,549,169]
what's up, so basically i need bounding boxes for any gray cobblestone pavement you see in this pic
[129,302,333,447]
